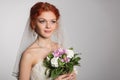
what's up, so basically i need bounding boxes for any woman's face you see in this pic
[35,11,58,38]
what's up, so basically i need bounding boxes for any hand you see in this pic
[69,71,76,80]
[55,72,76,80]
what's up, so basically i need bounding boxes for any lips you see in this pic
[44,30,52,33]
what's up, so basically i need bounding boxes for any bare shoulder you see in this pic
[21,41,61,64]
[21,48,35,64]
[22,49,33,59]
[21,42,47,62]
[23,44,39,56]
[20,43,39,62]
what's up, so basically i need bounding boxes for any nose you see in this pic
[46,22,51,29]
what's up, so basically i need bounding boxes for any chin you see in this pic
[44,32,53,38]
[43,35,52,39]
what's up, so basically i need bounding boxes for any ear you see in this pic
[31,20,37,30]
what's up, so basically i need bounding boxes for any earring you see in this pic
[33,30,36,37]
[32,30,37,37]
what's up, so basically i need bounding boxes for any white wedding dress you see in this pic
[30,60,77,80]
[30,60,52,80]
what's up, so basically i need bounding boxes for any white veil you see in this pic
[12,17,37,78]
[12,17,64,78]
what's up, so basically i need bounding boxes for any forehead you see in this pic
[38,11,56,20]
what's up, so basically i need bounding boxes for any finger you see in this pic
[70,71,76,76]
[60,74,69,79]
[56,74,69,80]
[62,76,71,80]
[70,72,76,80]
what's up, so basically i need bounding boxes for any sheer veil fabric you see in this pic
[12,17,37,78]
[12,17,64,78]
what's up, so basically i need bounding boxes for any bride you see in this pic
[12,2,76,80]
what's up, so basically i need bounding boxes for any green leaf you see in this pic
[48,53,54,59]
[69,47,74,50]
[70,56,81,66]
[62,54,67,58]
[51,68,61,79]
[66,62,74,73]
[58,59,65,67]
[74,54,79,57]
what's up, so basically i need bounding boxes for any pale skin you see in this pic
[19,11,76,80]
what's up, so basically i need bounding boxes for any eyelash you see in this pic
[51,21,56,23]
[38,20,56,24]
[39,20,45,24]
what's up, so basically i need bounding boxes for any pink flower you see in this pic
[58,48,66,55]
[61,57,70,63]
[53,48,66,57]
[53,50,60,57]
[64,57,70,63]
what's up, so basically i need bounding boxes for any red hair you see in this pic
[30,2,60,30]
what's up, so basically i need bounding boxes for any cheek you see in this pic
[52,24,57,30]
[37,23,45,30]
[35,25,44,33]
[39,27,45,33]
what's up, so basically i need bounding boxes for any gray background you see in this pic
[0,0,120,80]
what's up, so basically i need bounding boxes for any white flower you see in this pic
[51,57,59,67]
[66,50,74,58]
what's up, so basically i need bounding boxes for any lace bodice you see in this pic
[30,61,52,80]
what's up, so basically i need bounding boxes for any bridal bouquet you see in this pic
[43,48,81,79]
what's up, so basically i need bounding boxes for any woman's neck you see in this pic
[36,36,53,48]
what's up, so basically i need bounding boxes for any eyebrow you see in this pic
[38,18,57,21]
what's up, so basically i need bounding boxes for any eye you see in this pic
[51,20,57,24]
[38,19,46,24]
